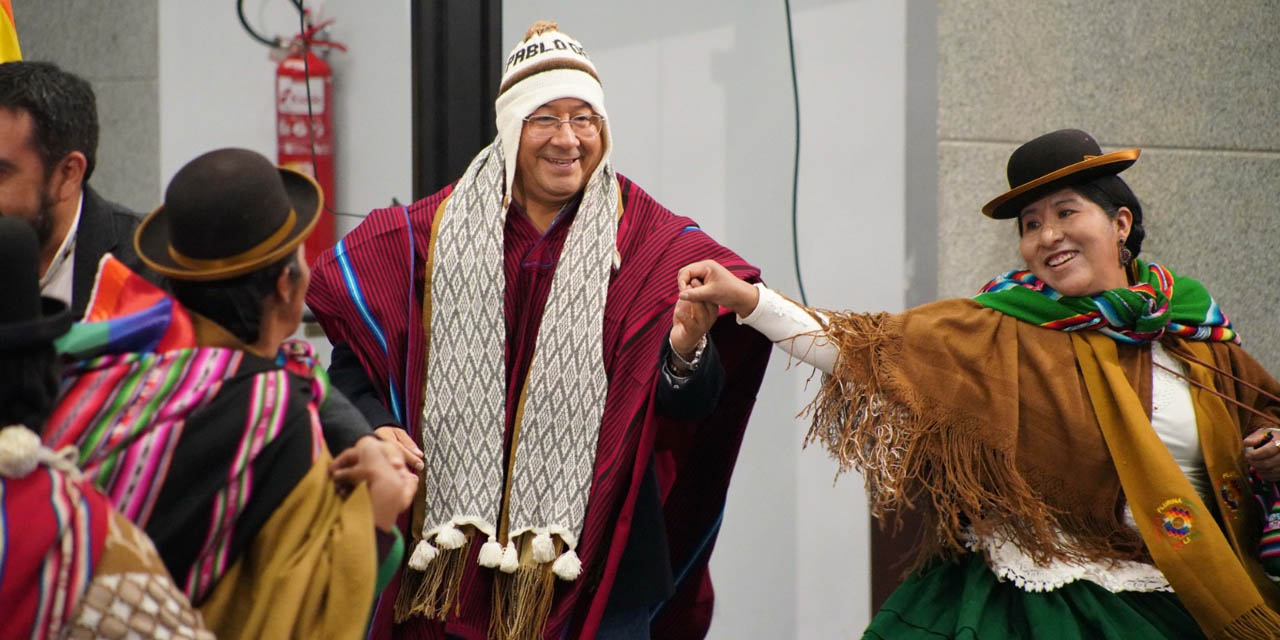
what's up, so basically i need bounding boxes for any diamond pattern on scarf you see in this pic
[419,142,508,538]
[418,138,616,554]
[508,166,617,544]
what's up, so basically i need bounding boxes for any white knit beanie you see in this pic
[494,21,611,206]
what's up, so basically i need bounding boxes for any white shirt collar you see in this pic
[38,191,84,307]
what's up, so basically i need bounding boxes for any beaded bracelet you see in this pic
[669,334,707,376]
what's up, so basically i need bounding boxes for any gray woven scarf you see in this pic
[407,138,618,580]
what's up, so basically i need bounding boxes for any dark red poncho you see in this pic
[307,175,769,639]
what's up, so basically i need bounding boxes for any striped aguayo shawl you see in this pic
[0,426,212,640]
[44,256,328,604]
[975,259,1237,344]
[306,174,772,639]
[0,443,111,639]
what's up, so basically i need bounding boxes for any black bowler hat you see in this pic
[135,148,322,281]
[982,129,1140,219]
[0,217,73,350]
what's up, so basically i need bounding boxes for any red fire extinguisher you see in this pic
[275,19,345,267]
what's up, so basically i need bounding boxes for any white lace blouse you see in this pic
[738,283,1214,593]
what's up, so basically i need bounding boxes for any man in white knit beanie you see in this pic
[307,20,771,640]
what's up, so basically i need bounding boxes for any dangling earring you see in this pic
[1118,236,1132,265]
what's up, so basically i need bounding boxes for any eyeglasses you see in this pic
[522,114,605,139]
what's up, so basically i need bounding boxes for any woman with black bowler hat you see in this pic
[42,148,418,639]
[0,217,212,638]
[675,129,1280,638]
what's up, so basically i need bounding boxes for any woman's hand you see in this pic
[331,436,418,531]
[677,260,760,318]
[1243,427,1280,481]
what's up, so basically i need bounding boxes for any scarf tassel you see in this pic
[499,540,519,573]
[407,539,439,571]
[489,532,560,640]
[551,548,581,580]
[531,531,556,563]
[393,527,475,623]
[478,535,505,568]
[435,522,467,549]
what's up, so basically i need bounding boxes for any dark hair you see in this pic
[1073,175,1145,260]
[0,344,61,433]
[0,61,99,182]
[170,253,301,345]
[1014,175,1146,260]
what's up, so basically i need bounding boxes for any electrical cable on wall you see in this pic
[237,0,279,48]
[783,0,807,306]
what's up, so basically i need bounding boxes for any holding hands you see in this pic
[330,435,418,531]
[677,260,760,319]
[375,424,426,472]
[670,274,718,363]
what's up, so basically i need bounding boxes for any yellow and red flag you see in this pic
[0,0,21,63]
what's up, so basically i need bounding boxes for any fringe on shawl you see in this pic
[393,528,475,622]
[805,310,1144,575]
[488,532,558,640]
[1213,604,1280,640]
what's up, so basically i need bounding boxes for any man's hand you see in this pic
[1244,427,1280,481]
[331,437,418,531]
[677,260,760,319]
[375,425,425,472]
[670,277,717,363]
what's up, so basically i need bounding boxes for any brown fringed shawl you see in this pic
[808,297,1280,577]
[810,298,1145,568]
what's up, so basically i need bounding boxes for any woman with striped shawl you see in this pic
[0,216,211,640]
[678,129,1280,639]
[43,149,418,639]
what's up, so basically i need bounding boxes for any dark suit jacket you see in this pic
[70,185,154,319]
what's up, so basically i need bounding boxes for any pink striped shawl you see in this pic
[46,341,328,603]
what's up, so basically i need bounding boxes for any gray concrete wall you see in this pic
[937,0,1280,370]
[12,0,160,214]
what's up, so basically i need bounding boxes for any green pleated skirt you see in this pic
[863,554,1206,639]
